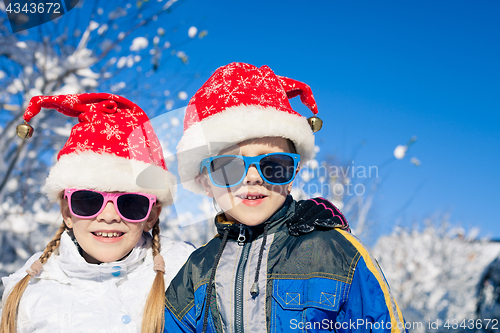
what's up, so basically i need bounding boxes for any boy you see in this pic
[164,62,407,332]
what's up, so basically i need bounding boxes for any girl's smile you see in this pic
[91,230,126,243]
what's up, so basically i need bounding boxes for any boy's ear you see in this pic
[144,205,161,231]
[196,174,214,198]
[60,198,73,229]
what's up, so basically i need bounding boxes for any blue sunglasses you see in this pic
[200,153,301,188]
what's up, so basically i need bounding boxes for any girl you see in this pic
[1,93,194,333]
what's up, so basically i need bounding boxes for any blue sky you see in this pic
[8,0,496,240]
[172,0,500,239]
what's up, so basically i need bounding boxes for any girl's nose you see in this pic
[97,201,121,223]
[243,165,263,185]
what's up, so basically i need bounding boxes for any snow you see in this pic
[306,159,319,170]
[76,68,100,79]
[52,125,72,137]
[188,26,198,38]
[110,81,126,92]
[299,170,311,182]
[7,79,23,94]
[117,56,127,69]
[88,21,99,31]
[130,37,149,51]
[97,24,108,35]
[127,57,134,68]
[178,91,188,100]
[67,47,96,69]
[170,117,180,127]
[80,78,98,88]
[165,100,174,111]
[394,144,408,159]
[5,178,17,192]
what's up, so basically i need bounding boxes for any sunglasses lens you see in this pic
[210,156,245,187]
[117,194,151,221]
[70,190,104,217]
[260,154,296,184]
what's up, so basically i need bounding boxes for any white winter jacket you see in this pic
[1,231,194,333]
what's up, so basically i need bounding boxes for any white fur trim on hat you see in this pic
[176,105,315,194]
[43,151,176,206]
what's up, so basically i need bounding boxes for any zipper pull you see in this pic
[237,224,246,245]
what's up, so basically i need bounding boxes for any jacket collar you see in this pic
[214,195,295,243]
[53,231,151,282]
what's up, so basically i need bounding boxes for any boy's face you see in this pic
[198,137,296,226]
[61,197,159,264]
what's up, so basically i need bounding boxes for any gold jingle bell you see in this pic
[16,122,34,139]
[307,116,323,132]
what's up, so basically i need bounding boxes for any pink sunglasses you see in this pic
[64,189,157,223]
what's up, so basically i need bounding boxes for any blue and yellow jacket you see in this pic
[164,196,407,332]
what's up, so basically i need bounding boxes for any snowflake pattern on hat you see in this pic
[183,62,316,130]
[24,93,166,170]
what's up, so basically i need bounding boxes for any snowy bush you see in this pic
[373,220,500,332]
[477,257,500,331]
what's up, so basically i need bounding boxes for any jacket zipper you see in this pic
[234,225,251,333]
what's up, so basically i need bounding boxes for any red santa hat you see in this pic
[21,93,175,206]
[177,62,321,194]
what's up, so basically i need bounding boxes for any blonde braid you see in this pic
[1,222,68,333]
[39,222,67,264]
[151,220,161,257]
[141,220,165,333]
